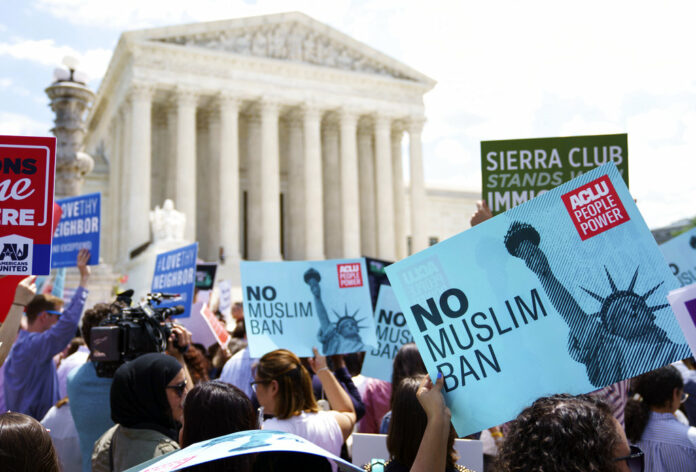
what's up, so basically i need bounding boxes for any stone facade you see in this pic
[85,12,474,286]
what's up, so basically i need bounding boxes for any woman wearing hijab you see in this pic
[92,353,192,472]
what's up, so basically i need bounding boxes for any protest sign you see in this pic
[151,243,198,319]
[201,303,230,348]
[195,262,217,290]
[386,163,688,436]
[217,279,233,327]
[365,257,391,310]
[241,258,376,358]
[481,134,628,215]
[660,227,696,287]
[667,283,696,357]
[0,135,57,275]
[51,192,100,268]
[361,285,414,381]
[125,430,363,472]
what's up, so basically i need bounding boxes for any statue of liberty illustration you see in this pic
[304,268,368,355]
[505,221,689,387]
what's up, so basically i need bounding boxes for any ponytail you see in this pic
[624,394,650,443]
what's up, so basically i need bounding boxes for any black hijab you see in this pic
[110,353,183,440]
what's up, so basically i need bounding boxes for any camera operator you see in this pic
[4,249,91,420]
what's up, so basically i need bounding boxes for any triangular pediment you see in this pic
[125,12,434,86]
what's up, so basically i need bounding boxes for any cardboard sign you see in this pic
[151,243,198,319]
[481,134,628,215]
[51,192,100,268]
[201,303,230,348]
[124,430,363,472]
[195,262,217,290]
[667,283,696,357]
[241,259,376,358]
[386,163,688,436]
[0,135,57,275]
[361,285,414,381]
[660,227,696,287]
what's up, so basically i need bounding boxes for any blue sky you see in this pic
[2,0,695,229]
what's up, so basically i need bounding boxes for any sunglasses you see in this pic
[166,380,188,397]
[45,310,62,317]
[614,445,644,472]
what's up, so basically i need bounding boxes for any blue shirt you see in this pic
[67,360,114,472]
[4,286,88,420]
[637,411,696,472]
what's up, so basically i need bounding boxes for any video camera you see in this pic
[91,291,185,378]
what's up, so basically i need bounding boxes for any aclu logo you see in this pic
[0,234,33,274]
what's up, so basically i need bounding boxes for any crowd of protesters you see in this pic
[1,208,696,472]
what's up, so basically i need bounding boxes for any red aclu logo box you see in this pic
[337,263,363,288]
[561,174,629,241]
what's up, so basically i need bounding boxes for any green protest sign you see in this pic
[481,134,628,215]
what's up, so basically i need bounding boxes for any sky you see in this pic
[1,0,695,229]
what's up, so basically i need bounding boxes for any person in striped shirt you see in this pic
[625,365,696,471]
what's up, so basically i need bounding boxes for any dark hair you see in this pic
[390,343,426,407]
[0,412,60,472]
[181,381,257,472]
[81,303,119,349]
[65,337,86,357]
[625,365,684,443]
[497,394,622,472]
[256,349,318,420]
[387,376,457,469]
[25,294,63,324]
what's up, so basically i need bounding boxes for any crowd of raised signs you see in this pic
[0,203,695,472]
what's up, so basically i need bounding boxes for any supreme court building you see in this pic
[84,12,477,283]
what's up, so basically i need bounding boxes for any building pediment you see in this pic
[125,12,434,86]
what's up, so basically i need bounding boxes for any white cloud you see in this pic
[0,112,51,136]
[0,38,112,81]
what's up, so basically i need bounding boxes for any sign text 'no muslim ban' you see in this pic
[481,134,628,215]
[386,162,687,436]
[0,135,57,275]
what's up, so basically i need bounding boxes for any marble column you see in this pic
[218,95,241,263]
[286,111,304,259]
[246,111,262,259]
[391,127,406,260]
[339,110,360,257]
[409,118,427,253]
[303,106,325,260]
[175,89,198,242]
[259,100,282,260]
[322,120,341,259]
[358,122,376,257]
[107,116,121,263]
[117,104,130,262]
[203,111,221,260]
[127,85,152,254]
[374,115,395,260]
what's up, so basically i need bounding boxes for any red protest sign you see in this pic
[201,303,230,348]
[0,135,56,275]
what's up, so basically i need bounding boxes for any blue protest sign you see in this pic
[241,259,376,358]
[385,163,689,436]
[51,192,100,268]
[151,242,198,319]
[124,430,363,472]
[660,227,696,287]
[361,285,413,381]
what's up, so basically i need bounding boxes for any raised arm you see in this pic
[0,276,36,366]
[411,374,451,472]
[309,347,356,440]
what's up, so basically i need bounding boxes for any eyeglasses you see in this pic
[614,445,644,472]
[166,380,187,397]
[250,379,271,393]
[681,392,690,404]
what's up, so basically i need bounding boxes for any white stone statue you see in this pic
[150,199,186,243]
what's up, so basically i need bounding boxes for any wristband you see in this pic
[317,367,330,374]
